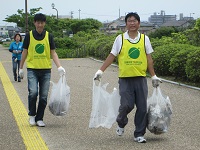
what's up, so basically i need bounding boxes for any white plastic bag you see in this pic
[147,87,172,135]
[89,80,120,129]
[49,75,70,116]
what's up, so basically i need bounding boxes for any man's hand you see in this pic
[94,70,103,81]
[19,69,24,79]
[58,66,66,76]
[151,75,162,88]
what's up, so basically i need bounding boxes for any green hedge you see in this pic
[169,45,197,80]
[56,47,88,58]
[152,43,200,84]
[185,49,200,82]
[152,43,180,76]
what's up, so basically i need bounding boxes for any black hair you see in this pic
[125,12,140,23]
[34,13,46,22]
[14,33,22,42]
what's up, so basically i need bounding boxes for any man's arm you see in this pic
[20,49,28,69]
[100,53,116,72]
[94,53,116,80]
[51,50,66,76]
[51,50,61,68]
[146,54,156,77]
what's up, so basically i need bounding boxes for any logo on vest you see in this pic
[35,44,45,54]
[128,47,140,59]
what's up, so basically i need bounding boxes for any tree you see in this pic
[4,9,103,38]
[183,18,200,46]
[4,7,42,32]
[70,18,102,34]
[148,27,177,39]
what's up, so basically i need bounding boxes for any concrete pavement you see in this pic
[0,44,200,150]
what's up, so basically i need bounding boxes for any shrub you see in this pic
[185,49,200,82]
[152,44,180,76]
[169,45,197,80]
[55,49,69,58]
[54,37,77,49]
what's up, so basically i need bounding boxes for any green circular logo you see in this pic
[128,47,140,59]
[35,44,44,54]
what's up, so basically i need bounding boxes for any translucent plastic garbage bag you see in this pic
[89,80,120,129]
[49,75,70,116]
[147,87,172,135]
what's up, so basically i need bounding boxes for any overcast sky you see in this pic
[0,0,199,26]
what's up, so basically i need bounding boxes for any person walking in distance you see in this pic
[9,33,23,82]
[19,13,66,127]
[94,12,161,143]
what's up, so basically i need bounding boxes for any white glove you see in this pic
[19,69,24,79]
[94,70,103,81]
[151,75,162,88]
[58,66,66,76]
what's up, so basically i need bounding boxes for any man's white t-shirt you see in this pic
[110,31,154,56]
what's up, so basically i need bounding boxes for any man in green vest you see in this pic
[94,12,161,143]
[19,13,65,127]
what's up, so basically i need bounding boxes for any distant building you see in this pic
[108,16,125,30]
[0,26,8,37]
[179,13,194,21]
[148,10,176,26]
[58,15,71,19]
[101,16,125,34]
[160,20,190,28]
[102,16,154,34]
[0,25,21,38]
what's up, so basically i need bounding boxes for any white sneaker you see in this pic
[134,136,146,143]
[29,116,36,126]
[116,126,124,136]
[36,120,45,127]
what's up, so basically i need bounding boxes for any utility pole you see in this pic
[70,11,74,19]
[25,0,28,32]
[78,9,81,19]
[119,8,120,18]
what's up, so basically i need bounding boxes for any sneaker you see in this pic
[29,116,36,126]
[134,136,146,143]
[14,76,17,81]
[116,126,124,136]
[36,120,45,127]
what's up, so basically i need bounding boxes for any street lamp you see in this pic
[190,13,195,20]
[51,3,58,19]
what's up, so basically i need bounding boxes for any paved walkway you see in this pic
[0,44,199,150]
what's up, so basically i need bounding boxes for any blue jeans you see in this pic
[27,69,51,121]
[12,59,20,80]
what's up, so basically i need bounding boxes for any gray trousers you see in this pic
[116,77,148,137]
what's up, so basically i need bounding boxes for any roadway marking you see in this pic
[0,62,48,150]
